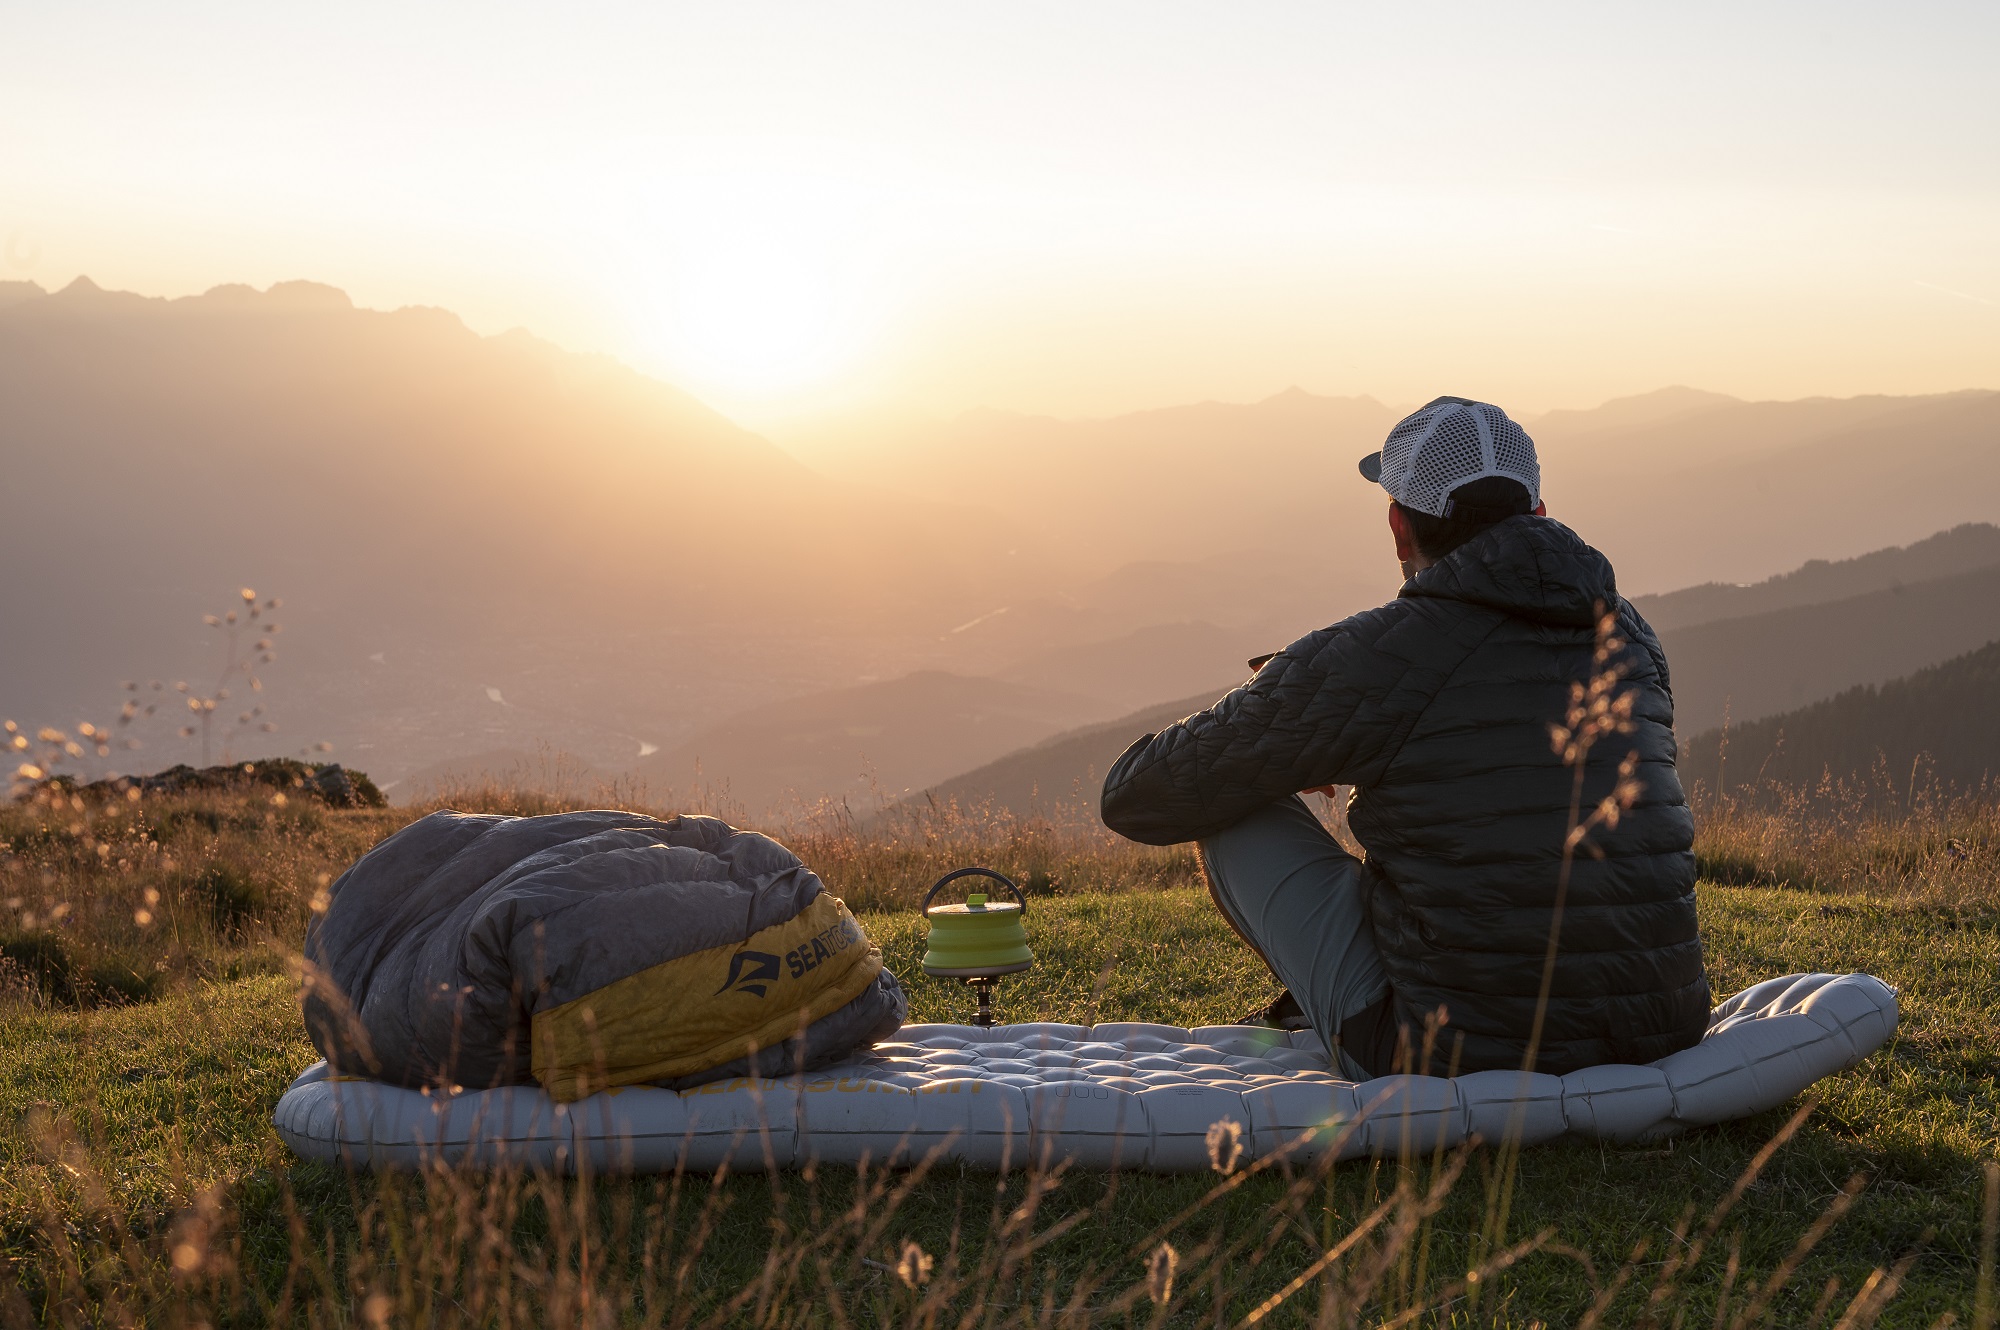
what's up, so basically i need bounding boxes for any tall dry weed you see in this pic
[1690,761,2000,909]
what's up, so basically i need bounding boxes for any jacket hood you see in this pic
[1400,516,1617,628]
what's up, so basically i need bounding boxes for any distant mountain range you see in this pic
[1631,523,2000,631]
[996,621,1257,715]
[0,277,1044,779]
[916,692,1220,820]
[1536,390,2000,592]
[1654,561,2000,733]
[810,383,2000,595]
[630,671,1115,816]
[4,275,1995,798]
[1679,639,2000,794]
[913,523,2000,820]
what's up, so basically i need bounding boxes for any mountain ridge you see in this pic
[1631,523,2000,632]
[1679,639,2000,794]
[631,669,1122,818]
[1656,563,2000,732]
[909,525,2000,822]
[912,690,1223,821]
[7,274,1997,789]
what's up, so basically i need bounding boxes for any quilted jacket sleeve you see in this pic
[1099,603,1431,845]
[1619,597,1675,709]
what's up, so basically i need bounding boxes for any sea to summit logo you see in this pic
[714,949,782,999]
[785,917,863,978]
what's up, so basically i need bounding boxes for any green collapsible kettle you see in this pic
[920,867,1032,1027]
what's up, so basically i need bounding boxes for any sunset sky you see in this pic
[7,2,1996,430]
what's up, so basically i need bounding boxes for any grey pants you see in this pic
[1196,796,1389,1080]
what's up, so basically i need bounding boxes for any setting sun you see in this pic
[643,226,850,394]
[619,165,898,404]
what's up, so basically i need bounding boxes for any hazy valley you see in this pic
[6,277,1998,814]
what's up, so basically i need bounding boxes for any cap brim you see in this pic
[1357,451,1383,483]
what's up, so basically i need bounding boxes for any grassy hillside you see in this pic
[1,782,1996,1324]
[1682,638,2000,796]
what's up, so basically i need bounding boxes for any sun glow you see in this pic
[8,9,1997,424]
[661,235,844,390]
[626,167,899,403]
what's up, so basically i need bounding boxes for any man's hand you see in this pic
[1301,785,1340,800]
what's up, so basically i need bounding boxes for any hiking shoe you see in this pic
[1240,989,1312,1031]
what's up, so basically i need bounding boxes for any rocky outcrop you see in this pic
[36,759,386,808]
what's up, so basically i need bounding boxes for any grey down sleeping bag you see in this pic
[303,810,907,1101]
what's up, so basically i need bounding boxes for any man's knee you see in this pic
[1199,796,1355,901]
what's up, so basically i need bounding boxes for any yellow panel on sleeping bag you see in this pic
[531,892,885,1102]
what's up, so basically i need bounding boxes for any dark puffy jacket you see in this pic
[1100,517,1708,1075]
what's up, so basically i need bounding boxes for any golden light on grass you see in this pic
[0,775,1990,1322]
[894,1239,934,1288]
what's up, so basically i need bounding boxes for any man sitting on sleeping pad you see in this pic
[1099,397,1708,1079]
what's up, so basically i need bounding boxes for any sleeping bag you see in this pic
[303,810,907,1101]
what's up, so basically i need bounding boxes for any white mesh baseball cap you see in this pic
[1358,396,1541,518]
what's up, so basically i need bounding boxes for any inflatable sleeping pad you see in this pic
[275,971,1895,1172]
[303,810,907,1102]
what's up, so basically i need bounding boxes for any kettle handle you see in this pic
[922,866,1027,914]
